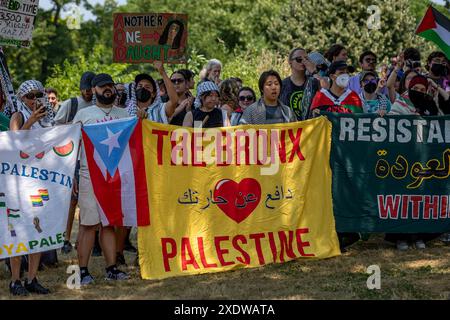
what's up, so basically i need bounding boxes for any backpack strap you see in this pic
[67,97,78,122]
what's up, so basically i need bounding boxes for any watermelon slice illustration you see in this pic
[35,151,45,159]
[53,141,74,157]
[20,151,30,159]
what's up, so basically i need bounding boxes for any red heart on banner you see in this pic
[213,178,261,223]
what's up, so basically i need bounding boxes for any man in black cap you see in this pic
[54,71,95,125]
[54,71,95,256]
[72,73,131,285]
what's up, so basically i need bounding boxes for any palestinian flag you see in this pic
[415,6,450,59]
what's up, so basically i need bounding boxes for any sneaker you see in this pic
[9,280,29,296]
[124,242,137,253]
[92,245,102,257]
[24,278,50,295]
[80,273,95,286]
[105,268,130,281]
[396,240,409,251]
[415,240,426,250]
[61,241,73,254]
[116,253,127,266]
[440,233,450,244]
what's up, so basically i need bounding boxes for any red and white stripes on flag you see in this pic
[82,119,150,227]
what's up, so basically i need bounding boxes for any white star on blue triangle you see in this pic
[83,118,138,177]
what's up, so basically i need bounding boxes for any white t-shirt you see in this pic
[72,105,132,174]
[54,96,93,124]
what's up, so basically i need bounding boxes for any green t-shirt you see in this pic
[0,112,9,131]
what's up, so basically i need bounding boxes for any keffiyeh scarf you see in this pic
[17,80,55,129]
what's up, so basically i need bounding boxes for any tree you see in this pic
[267,0,436,65]
[125,0,284,62]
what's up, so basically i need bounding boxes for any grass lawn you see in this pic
[1,214,449,300]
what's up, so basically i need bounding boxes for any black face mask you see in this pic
[118,93,127,106]
[408,89,432,109]
[96,91,117,105]
[136,88,152,103]
[430,63,448,77]
[363,82,377,94]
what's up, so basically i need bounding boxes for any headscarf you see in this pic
[17,80,55,129]
[408,75,429,90]
[194,81,220,108]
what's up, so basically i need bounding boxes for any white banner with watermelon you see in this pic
[0,124,81,258]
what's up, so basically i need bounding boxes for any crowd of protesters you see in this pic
[1,44,450,296]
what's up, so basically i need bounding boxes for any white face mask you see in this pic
[335,73,350,88]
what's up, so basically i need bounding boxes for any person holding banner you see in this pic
[182,81,230,127]
[239,70,296,125]
[72,73,131,284]
[8,80,53,296]
[126,61,178,123]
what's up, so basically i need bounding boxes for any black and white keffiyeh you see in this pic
[0,47,18,118]
[126,77,167,123]
[17,80,55,129]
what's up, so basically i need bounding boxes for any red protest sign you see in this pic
[113,12,188,64]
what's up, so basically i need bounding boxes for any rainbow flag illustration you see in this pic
[38,189,49,201]
[30,195,43,207]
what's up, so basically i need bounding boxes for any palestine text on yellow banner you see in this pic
[138,116,340,280]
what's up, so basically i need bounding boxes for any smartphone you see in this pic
[35,97,46,109]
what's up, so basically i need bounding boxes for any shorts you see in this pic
[78,171,101,226]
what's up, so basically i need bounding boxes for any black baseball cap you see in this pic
[327,61,355,76]
[80,71,95,90]
[135,73,155,84]
[91,73,115,87]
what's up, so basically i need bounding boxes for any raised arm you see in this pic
[154,60,178,118]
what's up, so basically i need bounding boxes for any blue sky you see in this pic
[39,0,447,21]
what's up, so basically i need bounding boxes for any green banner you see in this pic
[327,112,450,233]
[0,112,9,131]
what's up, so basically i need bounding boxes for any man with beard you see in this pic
[54,71,96,255]
[72,73,131,285]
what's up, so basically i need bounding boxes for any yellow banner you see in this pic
[138,116,340,280]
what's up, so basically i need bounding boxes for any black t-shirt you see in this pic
[170,109,187,126]
[192,108,223,128]
[280,77,305,121]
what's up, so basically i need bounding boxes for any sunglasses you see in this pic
[24,92,44,100]
[171,78,185,84]
[363,79,378,85]
[293,57,303,63]
[239,95,255,101]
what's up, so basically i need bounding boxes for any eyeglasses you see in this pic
[24,92,44,100]
[362,79,378,85]
[292,57,303,63]
[171,78,185,84]
[364,58,377,63]
[239,95,255,102]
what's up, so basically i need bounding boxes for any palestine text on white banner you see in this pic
[0,0,40,48]
[0,124,80,258]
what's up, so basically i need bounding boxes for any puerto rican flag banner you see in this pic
[81,117,150,227]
